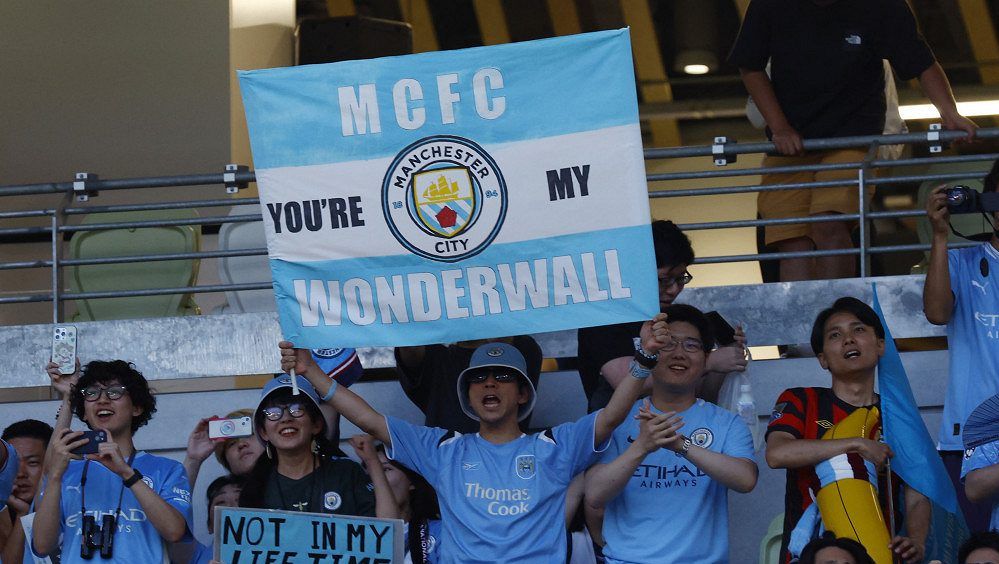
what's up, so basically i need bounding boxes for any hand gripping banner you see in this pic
[239,29,657,348]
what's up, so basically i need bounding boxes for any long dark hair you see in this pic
[239,391,337,509]
[374,445,440,564]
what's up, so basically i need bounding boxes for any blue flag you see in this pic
[872,282,967,559]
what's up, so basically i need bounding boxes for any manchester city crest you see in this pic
[382,135,507,262]
[323,491,342,511]
[515,454,536,480]
[690,428,714,449]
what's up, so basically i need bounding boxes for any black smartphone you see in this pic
[705,311,736,346]
[71,430,108,455]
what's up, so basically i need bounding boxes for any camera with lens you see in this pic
[80,513,115,559]
[946,185,999,215]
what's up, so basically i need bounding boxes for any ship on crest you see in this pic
[422,174,463,203]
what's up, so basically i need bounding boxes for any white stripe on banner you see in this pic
[257,123,644,263]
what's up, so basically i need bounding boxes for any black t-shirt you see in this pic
[576,321,642,413]
[263,457,376,517]
[728,0,935,139]
[394,336,543,434]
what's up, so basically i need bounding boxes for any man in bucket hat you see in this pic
[279,314,668,564]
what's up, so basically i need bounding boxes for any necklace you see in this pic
[275,453,318,512]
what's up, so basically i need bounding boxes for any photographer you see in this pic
[923,160,999,531]
[32,360,193,562]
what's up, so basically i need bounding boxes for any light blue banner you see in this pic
[239,29,639,169]
[239,30,657,348]
[215,507,403,563]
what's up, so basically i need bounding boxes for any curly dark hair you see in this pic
[71,360,157,433]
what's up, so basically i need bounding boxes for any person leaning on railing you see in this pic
[729,0,978,282]
[923,158,999,532]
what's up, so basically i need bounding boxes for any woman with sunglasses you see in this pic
[239,375,375,517]
[32,360,193,563]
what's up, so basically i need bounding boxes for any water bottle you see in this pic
[735,371,762,451]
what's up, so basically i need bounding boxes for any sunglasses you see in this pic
[262,403,306,421]
[660,336,704,353]
[80,385,128,402]
[466,372,518,384]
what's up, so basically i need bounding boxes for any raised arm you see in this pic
[765,431,892,470]
[32,429,88,557]
[348,435,399,520]
[918,62,978,142]
[593,314,670,446]
[279,341,390,445]
[923,185,955,325]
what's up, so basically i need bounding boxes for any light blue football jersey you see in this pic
[962,441,999,531]
[939,243,999,450]
[600,399,754,564]
[387,411,605,564]
[42,452,193,564]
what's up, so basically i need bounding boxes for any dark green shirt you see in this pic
[263,457,375,517]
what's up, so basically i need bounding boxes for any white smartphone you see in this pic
[51,325,78,375]
[208,416,253,441]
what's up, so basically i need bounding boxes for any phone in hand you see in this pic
[71,430,107,455]
[207,416,253,441]
[705,311,736,347]
[51,325,78,375]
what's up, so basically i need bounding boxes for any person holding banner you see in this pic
[278,314,664,564]
[766,297,930,563]
[238,375,376,517]
[583,304,758,563]
[31,359,194,563]
[924,159,999,532]
[395,336,542,434]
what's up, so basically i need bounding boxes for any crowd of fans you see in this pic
[0,0,998,562]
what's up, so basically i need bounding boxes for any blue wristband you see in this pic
[629,359,651,379]
[321,380,339,402]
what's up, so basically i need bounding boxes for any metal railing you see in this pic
[1,127,996,323]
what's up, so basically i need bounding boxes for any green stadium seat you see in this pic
[68,209,202,320]
[759,512,784,564]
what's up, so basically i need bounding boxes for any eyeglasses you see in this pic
[80,385,128,402]
[262,403,306,421]
[466,372,518,384]
[660,336,704,353]
[658,271,693,289]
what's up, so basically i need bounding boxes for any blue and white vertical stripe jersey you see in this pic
[939,242,999,450]
[599,399,754,564]
[386,411,607,564]
[0,439,17,511]
[962,441,999,531]
[44,452,194,564]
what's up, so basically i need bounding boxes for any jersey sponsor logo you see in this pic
[382,135,507,263]
[516,455,536,480]
[464,482,531,516]
[974,312,999,340]
[462,461,480,470]
[966,448,976,460]
[66,508,148,532]
[633,462,706,489]
[172,486,191,504]
[689,428,713,449]
[324,491,342,511]
[312,348,345,358]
